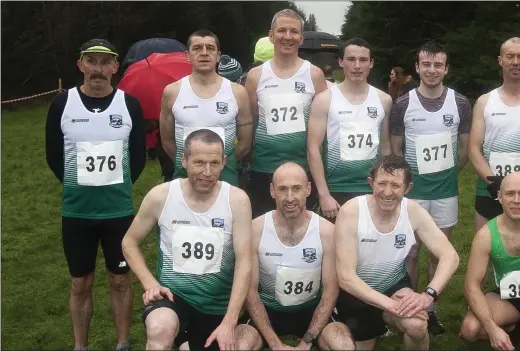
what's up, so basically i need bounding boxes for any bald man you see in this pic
[239,162,354,350]
[460,171,520,351]
[469,37,520,234]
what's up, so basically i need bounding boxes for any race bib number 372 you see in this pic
[76,140,124,186]
[264,95,306,136]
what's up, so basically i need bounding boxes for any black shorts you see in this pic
[492,289,520,313]
[475,195,503,220]
[142,296,228,351]
[239,304,329,346]
[248,171,318,218]
[62,215,133,277]
[335,275,412,341]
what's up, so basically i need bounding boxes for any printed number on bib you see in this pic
[489,152,520,177]
[264,95,305,135]
[183,126,226,145]
[171,225,225,275]
[499,271,520,299]
[340,122,379,161]
[275,266,321,306]
[415,131,454,174]
[76,140,123,186]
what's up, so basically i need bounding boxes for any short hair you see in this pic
[183,129,224,159]
[416,40,449,66]
[339,38,372,59]
[323,64,334,77]
[500,37,520,55]
[271,9,304,33]
[187,29,220,52]
[369,155,412,186]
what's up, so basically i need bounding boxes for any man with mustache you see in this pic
[389,40,472,334]
[159,29,253,185]
[245,9,328,217]
[334,155,459,350]
[469,37,520,234]
[45,39,146,351]
[122,129,255,351]
[239,162,355,351]
[460,172,520,351]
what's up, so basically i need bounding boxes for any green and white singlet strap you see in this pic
[252,60,315,173]
[403,88,460,200]
[356,195,415,293]
[325,85,385,193]
[156,179,235,315]
[257,211,323,312]
[476,89,520,197]
[172,76,239,185]
[61,88,133,219]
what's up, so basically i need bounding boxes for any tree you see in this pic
[305,13,320,31]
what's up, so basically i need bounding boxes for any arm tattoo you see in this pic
[237,120,253,128]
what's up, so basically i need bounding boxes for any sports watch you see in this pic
[424,287,438,301]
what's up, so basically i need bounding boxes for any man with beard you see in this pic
[245,9,328,217]
[122,129,257,351]
[307,38,392,222]
[469,37,520,234]
[239,162,355,351]
[460,172,520,351]
[45,39,146,351]
[334,155,459,350]
[390,40,472,334]
[160,29,253,185]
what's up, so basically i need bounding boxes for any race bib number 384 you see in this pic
[264,95,306,136]
[76,140,123,186]
[275,266,321,306]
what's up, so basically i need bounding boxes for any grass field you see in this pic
[1,105,493,350]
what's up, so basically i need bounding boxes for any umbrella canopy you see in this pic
[121,38,187,74]
[118,52,192,121]
[299,31,343,52]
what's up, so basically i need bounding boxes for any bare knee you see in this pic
[235,324,262,351]
[146,308,179,350]
[402,317,428,340]
[108,272,131,292]
[460,312,484,342]
[319,322,355,350]
[71,273,94,297]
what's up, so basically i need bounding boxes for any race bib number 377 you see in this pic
[264,95,306,136]
[415,131,454,175]
[489,152,520,177]
[76,140,124,186]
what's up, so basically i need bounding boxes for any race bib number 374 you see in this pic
[76,140,124,186]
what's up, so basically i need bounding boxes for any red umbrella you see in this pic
[118,52,192,121]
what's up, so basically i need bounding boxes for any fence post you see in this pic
[58,78,62,91]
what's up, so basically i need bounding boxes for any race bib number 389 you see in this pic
[500,271,520,299]
[489,152,520,177]
[264,95,306,136]
[76,140,123,186]
[275,266,321,306]
[171,225,225,275]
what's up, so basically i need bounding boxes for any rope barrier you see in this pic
[1,88,63,104]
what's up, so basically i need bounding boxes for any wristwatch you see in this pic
[424,287,438,301]
[302,332,315,344]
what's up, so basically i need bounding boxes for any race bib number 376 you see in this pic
[76,140,124,186]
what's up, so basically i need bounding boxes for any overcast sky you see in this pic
[294,1,351,36]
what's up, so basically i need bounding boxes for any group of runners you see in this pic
[45,7,520,351]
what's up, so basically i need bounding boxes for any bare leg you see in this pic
[107,271,132,344]
[318,322,355,350]
[70,273,95,349]
[235,324,263,350]
[145,308,180,350]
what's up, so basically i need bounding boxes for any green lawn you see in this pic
[1,105,492,350]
